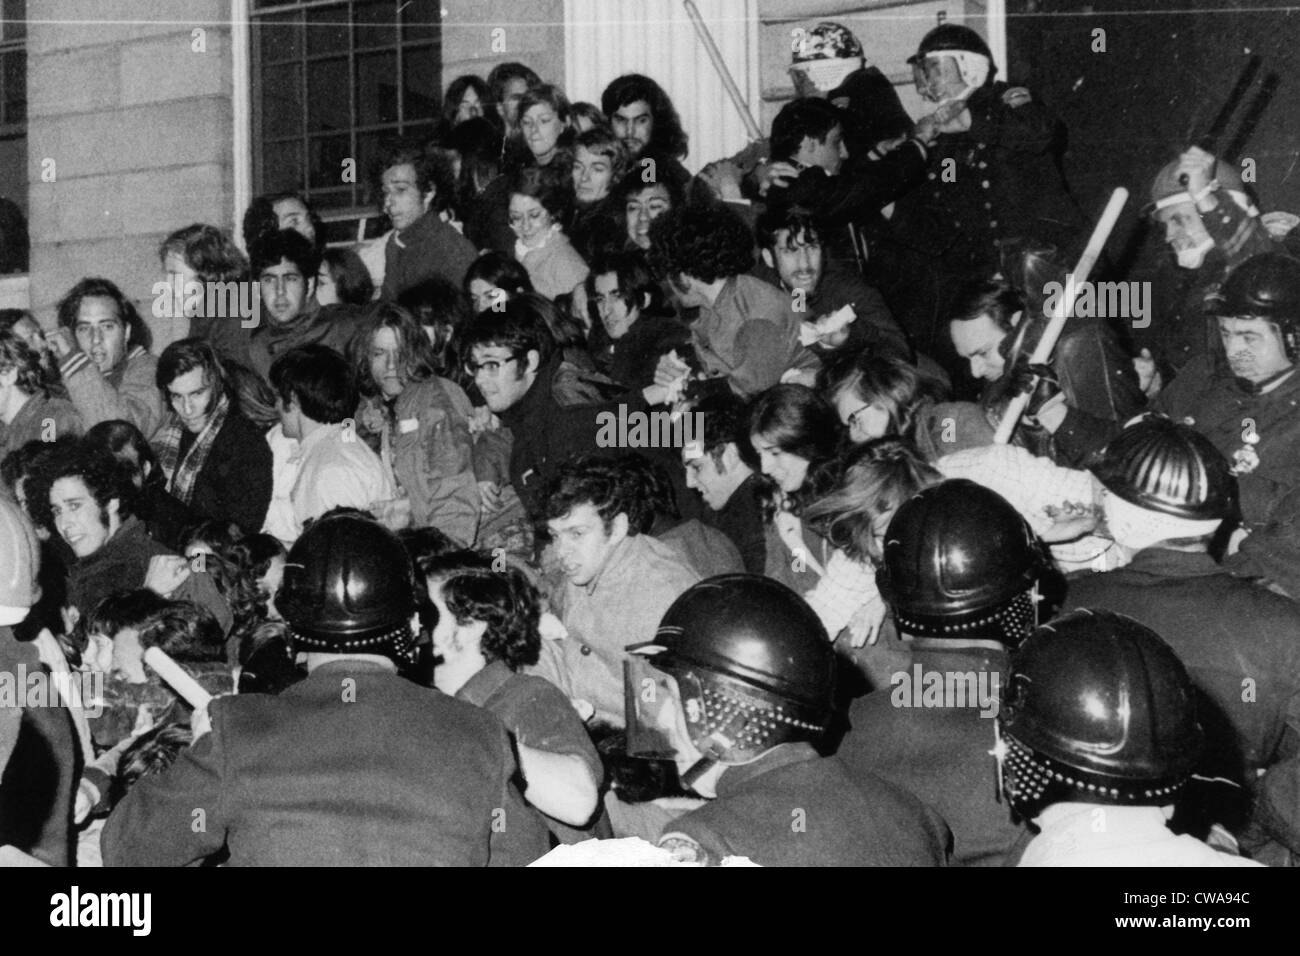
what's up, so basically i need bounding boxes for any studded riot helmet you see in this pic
[625,574,836,769]
[876,479,1044,645]
[277,512,419,664]
[1206,251,1300,362]
[996,609,1204,822]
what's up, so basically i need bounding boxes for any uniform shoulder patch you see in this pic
[658,831,713,866]
[1002,87,1032,108]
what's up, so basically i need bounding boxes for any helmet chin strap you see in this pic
[1175,236,1215,269]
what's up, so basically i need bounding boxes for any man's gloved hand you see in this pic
[1009,361,1065,422]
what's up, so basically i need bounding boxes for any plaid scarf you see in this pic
[156,392,231,505]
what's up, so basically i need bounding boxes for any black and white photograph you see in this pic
[0,0,1291,917]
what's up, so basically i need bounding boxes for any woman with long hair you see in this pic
[350,302,481,546]
[442,74,501,130]
[821,350,986,457]
[746,384,842,594]
[801,439,942,669]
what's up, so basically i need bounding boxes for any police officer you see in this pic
[997,609,1261,866]
[837,479,1049,865]
[1152,251,1300,532]
[881,24,1083,367]
[1067,415,1300,862]
[0,496,79,867]
[103,512,549,866]
[626,574,950,866]
[1146,146,1274,377]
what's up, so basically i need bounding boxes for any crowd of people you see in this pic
[1,20,1298,867]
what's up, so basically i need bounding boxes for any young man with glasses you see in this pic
[459,293,643,522]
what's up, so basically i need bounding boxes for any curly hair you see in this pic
[600,74,689,160]
[542,455,645,535]
[0,329,52,398]
[420,550,542,671]
[42,445,140,523]
[610,453,678,532]
[646,203,754,284]
[802,438,941,563]
[2,437,79,529]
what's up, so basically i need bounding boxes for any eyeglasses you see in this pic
[464,355,521,378]
[845,404,876,433]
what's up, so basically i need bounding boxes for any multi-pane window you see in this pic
[0,0,28,274]
[251,0,442,241]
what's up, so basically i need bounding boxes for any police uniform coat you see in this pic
[837,640,1024,866]
[658,742,950,866]
[101,660,550,866]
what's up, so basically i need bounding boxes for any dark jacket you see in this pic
[570,198,626,263]
[837,640,1022,866]
[0,626,80,867]
[1064,548,1300,857]
[382,210,478,299]
[702,472,766,575]
[136,484,200,553]
[831,65,915,156]
[1153,360,1300,530]
[498,353,627,519]
[661,742,950,866]
[466,173,519,256]
[173,409,273,535]
[982,312,1147,467]
[887,81,1083,277]
[768,139,929,272]
[247,302,361,383]
[66,516,232,632]
[102,660,551,866]
[589,311,692,392]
